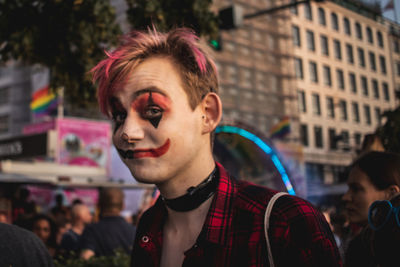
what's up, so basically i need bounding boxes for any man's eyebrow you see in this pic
[132,86,168,99]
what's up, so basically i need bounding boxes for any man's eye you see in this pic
[143,106,162,118]
[112,111,127,123]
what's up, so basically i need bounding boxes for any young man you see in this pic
[80,188,136,259]
[92,28,342,266]
[59,203,92,258]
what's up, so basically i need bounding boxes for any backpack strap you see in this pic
[264,192,288,267]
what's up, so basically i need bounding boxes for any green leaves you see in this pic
[125,0,219,40]
[0,0,219,114]
[0,0,121,112]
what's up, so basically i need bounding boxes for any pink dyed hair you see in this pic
[91,27,219,116]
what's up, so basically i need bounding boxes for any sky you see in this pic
[362,0,399,23]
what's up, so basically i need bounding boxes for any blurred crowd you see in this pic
[1,142,399,267]
[0,187,137,262]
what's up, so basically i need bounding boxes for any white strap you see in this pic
[264,192,288,267]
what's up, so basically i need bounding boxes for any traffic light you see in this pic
[218,5,244,30]
[209,35,222,51]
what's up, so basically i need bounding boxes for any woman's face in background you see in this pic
[342,167,387,225]
[33,218,51,244]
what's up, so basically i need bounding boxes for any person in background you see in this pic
[342,151,400,266]
[50,193,70,224]
[91,26,341,266]
[59,203,92,258]
[80,188,136,259]
[31,213,58,257]
[367,193,400,267]
[12,187,37,228]
[0,222,54,267]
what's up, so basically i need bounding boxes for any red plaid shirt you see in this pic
[131,163,342,266]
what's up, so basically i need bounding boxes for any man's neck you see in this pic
[157,156,216,199]
[71,222,85,235]
[164,195,213,237]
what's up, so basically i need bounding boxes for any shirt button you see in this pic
[141,236,150,243]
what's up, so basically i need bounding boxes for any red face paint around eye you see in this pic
[131,91,171,113]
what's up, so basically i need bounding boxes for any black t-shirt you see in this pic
[80,216,136,257]
[0,223,54,267]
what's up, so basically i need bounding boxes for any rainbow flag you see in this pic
[269,116,291,139]
[30,68,58,118]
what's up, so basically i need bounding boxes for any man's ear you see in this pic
[201,92,222,134]
[385,185,400,199]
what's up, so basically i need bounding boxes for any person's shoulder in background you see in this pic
[0,222,54,267]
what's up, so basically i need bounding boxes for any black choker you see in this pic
[162,167,218,212]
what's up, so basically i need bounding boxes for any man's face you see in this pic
[111,56,208,186]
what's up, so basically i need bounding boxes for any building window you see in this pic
[355,22,362,40]
[0,87,9,105]
[334,39,341,60]
[292,25,301,47]
[323,65,331,86]
[369,52,376,71]
[346,44,354,64]
[314,126,323,148]
[331,12,339,31]
[298,90,306,112]
[379,56,387,74]
[377,31,383,48]
[301,124,308,146]
[344,17,351,35]
[0,115,9,134]
[382,82,390,101]
[352,102,360,123]
[326,96,335,118]
[304,3,312,21]
[309,61,318,83]
[329,128,337,150]
[294,57,303,79]
[358,48,365,67]
[354,133,362,147]
[361,76,368,96]
[367,27,373,44]
[226,65,238,84]
[339,100,348,121]
[342,130,350,147]
[375,107,381,125]
[349,73,357,93]
[364,105,371,125]
[396,62,400,76]
[336,69,345,90]
[307,30,315,51]
[394,40,400,53]
[320,35,329,56]
[372,79,379,99]
[318,7,326,25]
[312,93,321,115]
[290,0,298,15]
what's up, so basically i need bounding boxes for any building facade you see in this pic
[0,62,32,140]
[290,0,398,201]
[212,0,399,202]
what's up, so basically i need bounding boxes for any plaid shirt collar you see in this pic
[146,162,236,248]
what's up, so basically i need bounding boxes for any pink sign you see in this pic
[23,120,56,135]
[57,117,111,173]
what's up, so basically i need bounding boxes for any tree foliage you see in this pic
[0,0,219,112]
[376,106,400,153]
[125,0,219,39]
[0,0,121,111]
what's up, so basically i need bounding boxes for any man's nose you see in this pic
[120,114,145,143]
